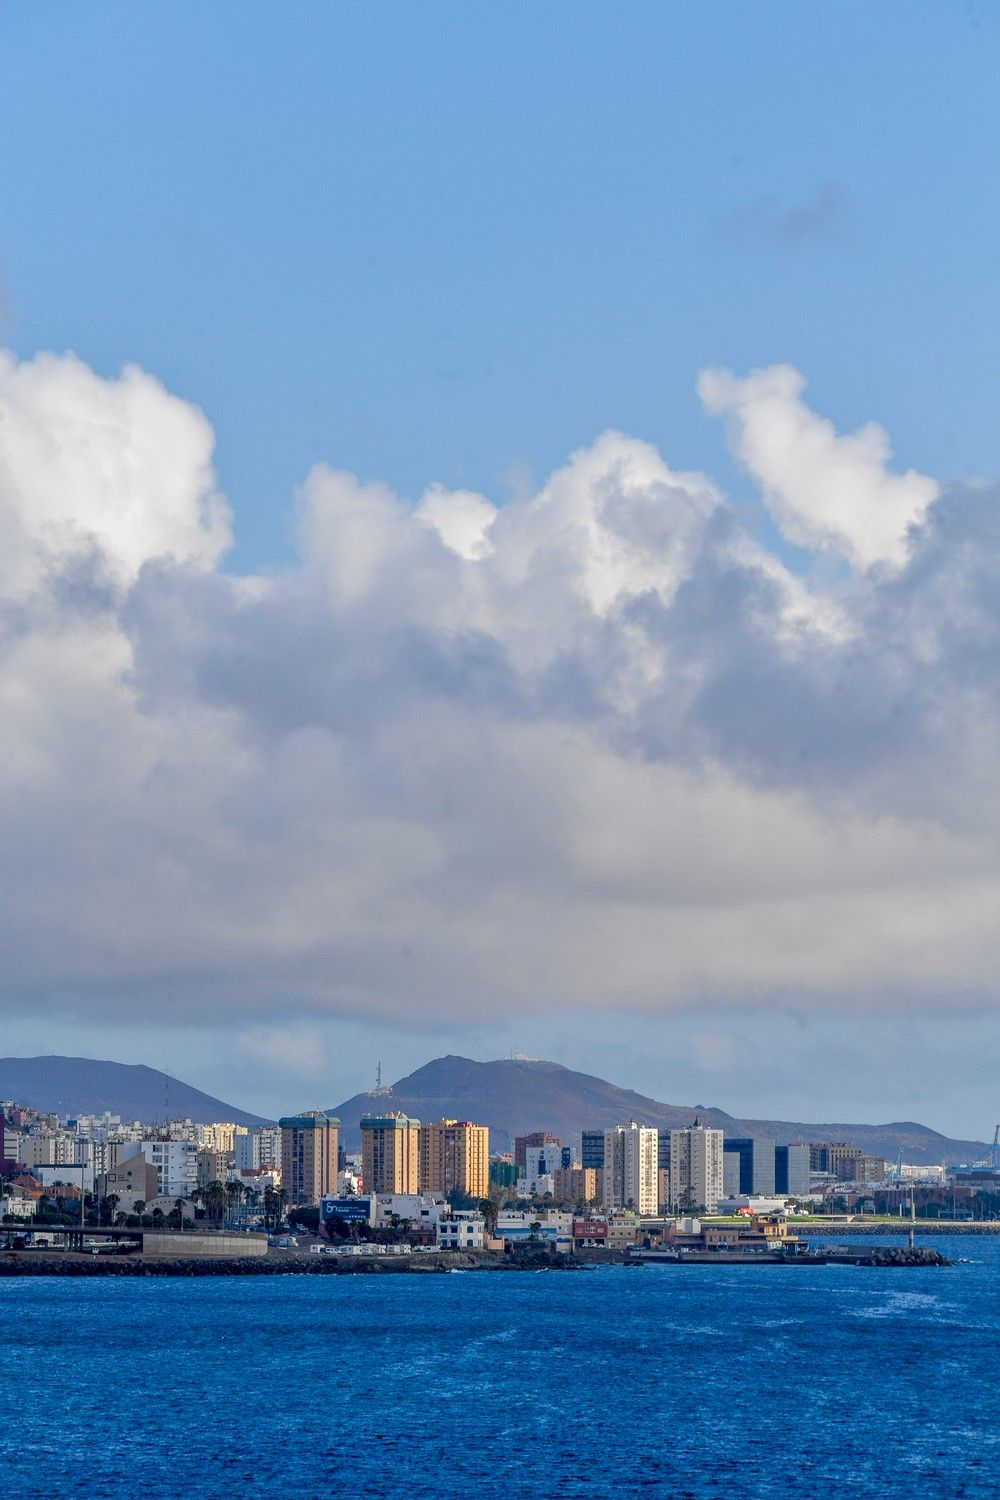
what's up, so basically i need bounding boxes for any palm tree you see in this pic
[202,1180,227,1228]
[480,1197,498,1238]
[262,1186,287,1231]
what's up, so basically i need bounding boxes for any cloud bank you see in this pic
[1,350,997,1026]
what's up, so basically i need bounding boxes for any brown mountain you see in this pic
[329,1054,986,1165]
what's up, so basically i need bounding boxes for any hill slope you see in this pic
[0,1056,269,1128]
[330,1055,985,1165]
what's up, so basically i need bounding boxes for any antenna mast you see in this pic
[367,1061,392,1100]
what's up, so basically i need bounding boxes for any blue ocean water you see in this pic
[2,1235,998,1499]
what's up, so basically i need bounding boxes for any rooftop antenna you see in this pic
[367,1061,392,1100]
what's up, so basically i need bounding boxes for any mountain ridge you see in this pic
[0,1052,984,1166]
[328,1055,986,1165]
[0,1056,269,1128]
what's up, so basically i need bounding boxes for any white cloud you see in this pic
[416,483,497,560]
[1,348,998,1029]
[698,363,938,569]
[0,350,231,595]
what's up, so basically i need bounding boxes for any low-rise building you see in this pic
[434,1210,485,1250]
[573,1217,608,1248]
[716,1195,791,1215]
[0,1194,33,1220]
[605,1212,640,1250]
[495,1210,573,1253]
[34,1163,94,1193]
[98,1157,159,1214]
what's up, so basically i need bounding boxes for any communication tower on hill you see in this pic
[367,1061,393,1100]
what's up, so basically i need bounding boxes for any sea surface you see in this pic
[2,1233,998,1499]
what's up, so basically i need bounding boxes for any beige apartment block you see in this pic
[362,1113,420,1194]
[418,1119,490,1199]
[551,1166,600,1205]
[279,1111,340,1204]
[197,1122,247,1154]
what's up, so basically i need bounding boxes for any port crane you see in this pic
[971,1124,1000,1170]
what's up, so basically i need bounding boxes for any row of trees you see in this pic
[2,1178,290,1231]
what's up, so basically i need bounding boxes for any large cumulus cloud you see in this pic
[1,349,998,1024]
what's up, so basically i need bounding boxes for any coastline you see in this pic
[0,1249,580,1277]
[798,1221,999,1235]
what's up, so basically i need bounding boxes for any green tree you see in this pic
[479,1197,498,1237]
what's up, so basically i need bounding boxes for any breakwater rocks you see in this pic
[0,1249,579,1277]
[824,1246,952,1267]
[804,1221,999,1236]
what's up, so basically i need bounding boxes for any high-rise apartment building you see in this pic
[235,1125,282,1172]
[774,1144,811,1196]
[197,1122,246,1154]
[723,1138,776,1196]
[513,1132,562,1169]
[361,1113,420,1195]
[602,1122,658,1215]
[418,1119,489,1199]
[580,1131,606,1171]
[20,1133,76,1170]
[809,1141,865,1179]
[126,1139,199,1199]
[279,1111,340,1204]
[669,1122,725,1213]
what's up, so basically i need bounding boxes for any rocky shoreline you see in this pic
[0,1243,955,1274]
[0,1249,579,1277]
[802,1221,997,1236]
[822,1246,952,1266]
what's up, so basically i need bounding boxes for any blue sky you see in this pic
[1,5,999,1135]
[2,3,998,570]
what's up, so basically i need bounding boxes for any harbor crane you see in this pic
[971,1124,1000,1170]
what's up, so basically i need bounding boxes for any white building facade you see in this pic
[126,1140,199,1199]
[602,1122,658,1215]
[669,1124,725,1214]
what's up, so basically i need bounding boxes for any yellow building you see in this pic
[418,1119,490,1199]
[362,1113,420,1194]
[279,1111,340,1204]
[197,1122,247,1154]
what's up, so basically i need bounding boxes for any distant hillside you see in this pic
[0,1056,269,1128]
[330,1055,986,1165]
